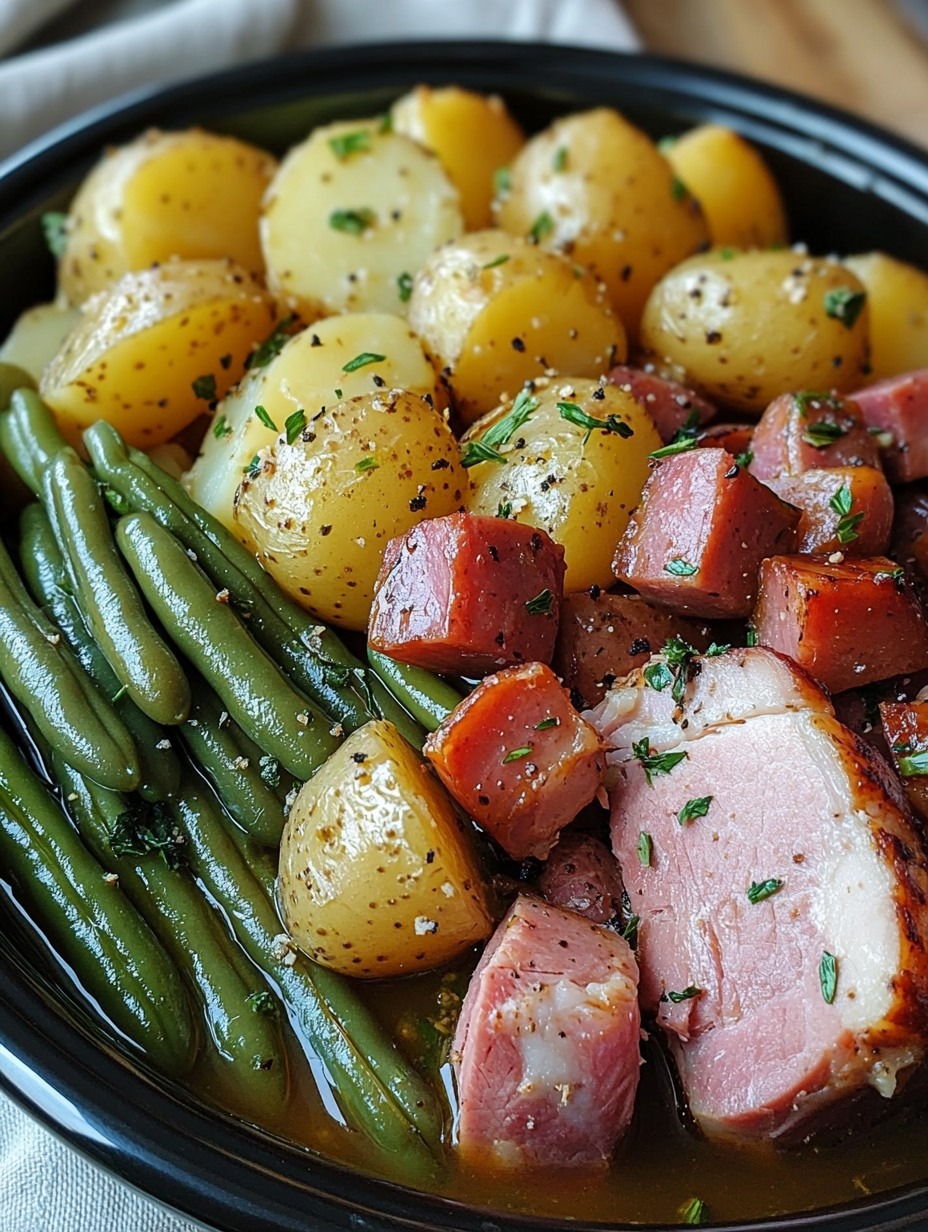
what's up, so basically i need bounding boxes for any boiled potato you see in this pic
[464,376,661,591]
[59,128,276,306]
[234,388,466,629]
[186,312,447,529]
[0,301,82,383]
[662,124,787,249]
[261,119,463,320]
[496,107,709,337]
[391,85,525,230]
[41,259,275,447]
[408,229,625,427]
[279,720,492,979]
[639,249,870,414]
[844,252,928,381]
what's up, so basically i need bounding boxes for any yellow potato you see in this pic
[279,719,492,979]
[464,376,661,591]
[59,128,276,305]
[496,107,709,338]
[662,124,787,249]
[261,119,463,320]
[844,252,928,381]
[391,85,525,230]
[233,388,466,630]
[639,249,871,413]
[407,229,625,427]
[41,260,275,447]
[0,301,82,383]
[186,311,447,530]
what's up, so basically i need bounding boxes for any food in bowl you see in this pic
[0,69,921,1232]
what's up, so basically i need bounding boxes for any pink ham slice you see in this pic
[587,647,928,1142]
[452,894,641,1167]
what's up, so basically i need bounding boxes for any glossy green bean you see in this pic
[0,362,35,407]
[0,387,68,495]
[367,649,463,734]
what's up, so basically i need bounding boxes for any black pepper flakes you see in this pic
[511,337,526,352]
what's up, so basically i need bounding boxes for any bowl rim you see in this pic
[1,37,928,1232]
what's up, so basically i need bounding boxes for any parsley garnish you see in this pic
[873,565,905,589]
[747,877,784,904]
[460,439,506,468]
[246,990,279,1016]
[493,166,512,196]
[481,388,539,450]
[529,210,554,243]
[41,211,69,259]
[632,738,688,785]
[746,625,759,647]
[192,373,217,401]
[643,661,674,692]
[342,351,386,373]
[678,796,712,826]
[243,454,262,479]
[671,176,688,201]
[681,1198,708,1225]
[661,636,698,704]
[824,287,867,329]
[482,254,510,270]
[525,589,553,616]
[284,408,306,445]
[829,482,865,544]
[534,717,559,730]
[621,914,640,945]
[212,415,232,440]
[503,746,532,764]
[552,146,568,172]
[254,404,277,432]
[819,951,838,1004]
[897,748,928,776]
[496,500,513,519]
[257,755,281,788]
[793,390,843,419]
[328,130,372,160]
[246,314,297,370]
[706,642,730,656]
[664,558,697,577]
[649,435,698,459]
[329,207,376,235]
[557,400,634,442]
[735,448,754,469]
[636,831,653,867]
[355,456,380,474]
[666,985,701,1003]
[802,419,848,449]
[108,801,184,869]
[397,271,414,302]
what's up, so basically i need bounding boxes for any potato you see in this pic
[661,124,788,249]
[279,719,492,979]
[407,229,625,427]
[639,249,871,414]
[0,301,82,383]
[186,311,447,529]
[464,376,661,591]
[391,85,526,230]
[261,119,463,320]
[496,107,709,337]
[58,128,276,306]
[233,388,466,630]
[41,259,275,447]
[844,252,928,381]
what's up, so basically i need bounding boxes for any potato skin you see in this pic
[639,249,871,414]
[391,85,526,230]
[663,124,787,249]
[464,377,661,592]
[233,388,466,630]
[59,128,276,305]
[408,229,625,427]
[279,720,492,978]
[496,108,709,337]
[844,251,928,381]
[41,259,275,447]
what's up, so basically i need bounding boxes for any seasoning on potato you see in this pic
[278,719,492,978]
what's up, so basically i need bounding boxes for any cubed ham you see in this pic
[552,591,717,709]
[538,830,625,926]
[753,555,928,694]
[368,512,565,676]
[423,662,604,860]
[607,364,715,442]
[892,483,928,578]
[697,422,754,459]
[749,391,880,480]
[588,647,928,1141]
[452,894,641,1167]
[880,700,928,824]
[613,448,800,619]
[766,465,893,557]
[852,370,928,483]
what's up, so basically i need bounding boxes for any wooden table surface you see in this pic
[626,0,928,148]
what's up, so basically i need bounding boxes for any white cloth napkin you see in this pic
[0,1,638,1229]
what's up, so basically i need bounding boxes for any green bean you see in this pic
[0,361,36,406]
[177,673,288,845]
[19,503,182,803]
[170,775,444,1168]
[0,535,138,791]
[43,447,190,726]
[0,724,193,1075]
[0,387,68,495]
[367,649,463,734]
[51,755,290,1122]
[116,512,340,782]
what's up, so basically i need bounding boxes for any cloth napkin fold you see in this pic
[0,1,638,1229]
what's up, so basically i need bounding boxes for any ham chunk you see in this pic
[552,591,717,709]
[588,647,928,1142]
[753,555,928,693]
[613,448,800,618]
[452,895,641,1167]
[607,364,715,442]
[749,391,879,480]
[424,662,603,860]
[538,830,625,926]
[880,700,928,824]
[852,370,928,483]
[368,512,565,676]
[767,466,893,557]
[697,422,754,459]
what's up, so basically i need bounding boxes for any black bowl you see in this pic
[1,40,928,1232]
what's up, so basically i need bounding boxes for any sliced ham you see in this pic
[588,647,928,1142]
[452,894,641,1167]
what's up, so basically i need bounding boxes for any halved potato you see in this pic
[58,128,276,305]
[41,259,275,447]
[0,301,83,383]
[844,251,928,381]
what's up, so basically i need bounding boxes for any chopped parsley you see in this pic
[557,400,634,442]
[534,717,559,730]
[503,746,532,764]
[664,557,697,577]
[681,1198,708,1225]
[632,738,688,785]
[636,831,653,867]
[747,877,784,904]
[246,314,297,370]
[829,482,865,544]
[874,565,905,589]
[496,500,513,519]
[661,635,698,704]
[649,435,698,459]
[254,404,277,431]
[328,130,372,160]
[41,211,69,259]
[212,415,232,440]
[678,796,713,826]
[525,588,554,616]
[735,448,754,469]
[819,951,838,1004]
[621,914,640,945]
[643,661,674,692]
[705,642,730,656]
[793,389,843,417]
[552,146,568,172]
[192,373,217,401]
[671,175,688,201]
[397,271,414,302]
[243,454,262,480]
[246,990,279,1016]
[329,207,376,235]
[257,755,281,788]
[803,419,849,449]
[824,287,867,329]
[666,985,701,1004]
[896,748,928,777]
[746,625,759,647]
[284,408,306,445]
[493,166,512,196]
[482,254,510,270]
[108,801,184,869]
[355,456,380,474]
[342,351,386,373]
[482,388,539,449]
[528,210,554,243]
[461,440,506,468]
